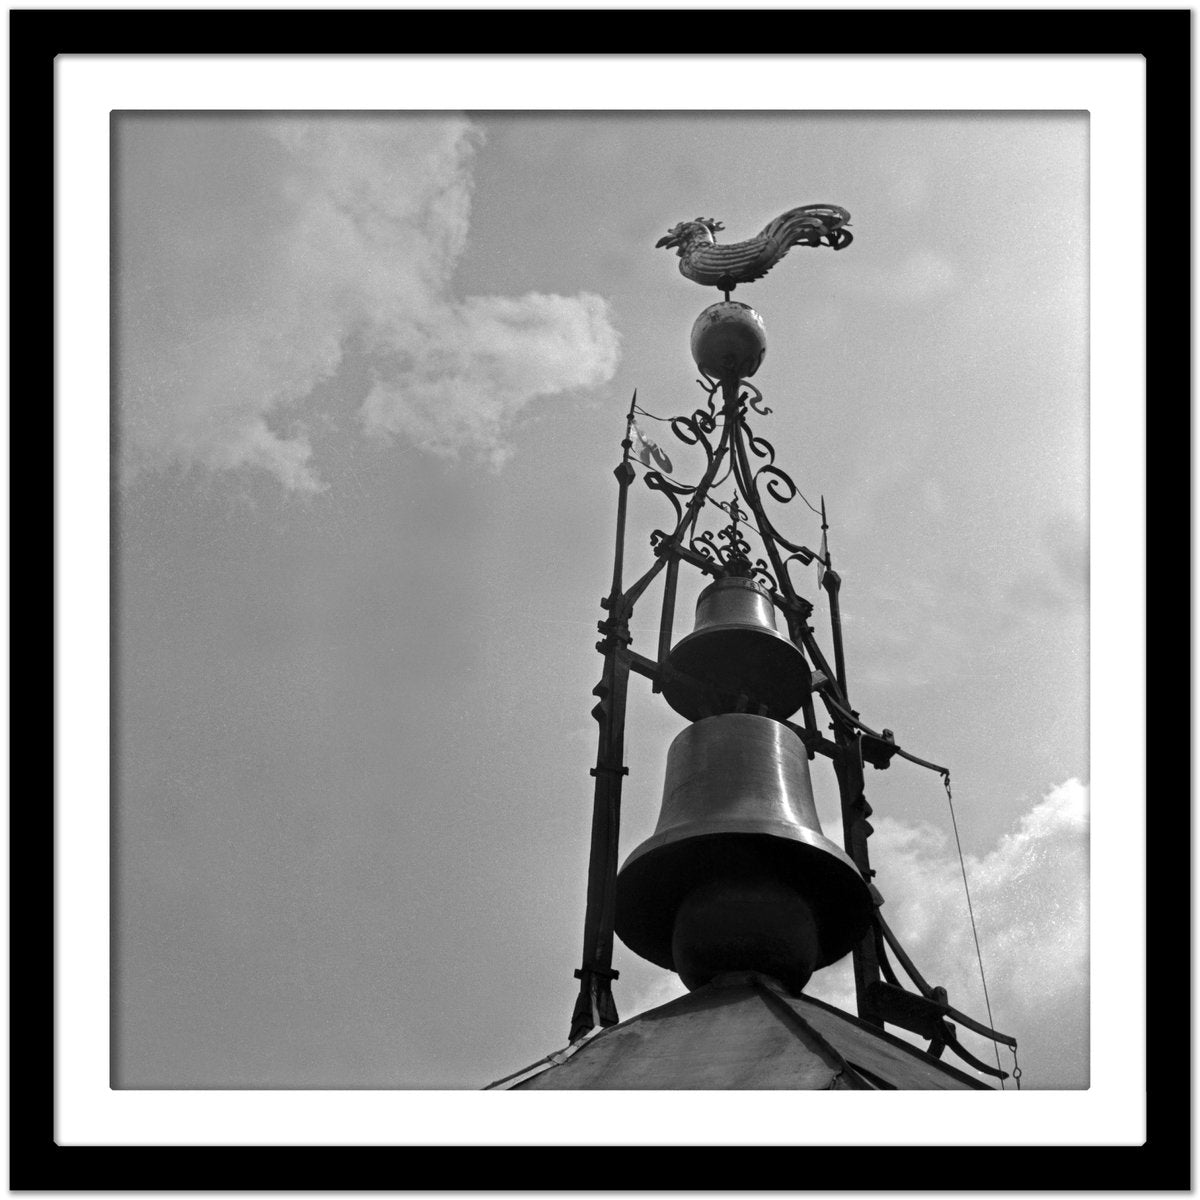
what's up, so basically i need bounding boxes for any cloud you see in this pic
[624,970,688,1018]
[116,115,620,490]
[875,779,1088,1005]
[360,292,619,467]
[808,779,1089,1087]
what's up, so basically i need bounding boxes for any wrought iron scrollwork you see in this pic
[690,521,752,576]
[640,411,717,492]
[637,374,827,607]
[741,379,772,417]
[688,529,719,567]
[779,551,816,596]
[733,417,812,558]
[643,472,689,527]
[750,560,779,594]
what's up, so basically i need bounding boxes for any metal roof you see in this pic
[488,972,991,1091]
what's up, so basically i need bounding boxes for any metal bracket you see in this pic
[574,966,619,981]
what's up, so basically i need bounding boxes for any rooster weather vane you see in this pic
[656,204,852,297]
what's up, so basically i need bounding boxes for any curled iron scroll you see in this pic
[780,551,817,596]
[733,417,810,556]
[689,522,751,572]
[741,380,772,417]
[643,472,688,526]
[751,560,779,594]
[642,405,725,532]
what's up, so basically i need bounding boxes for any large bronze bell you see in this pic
[661,576,812,721]
[614,714,873,995]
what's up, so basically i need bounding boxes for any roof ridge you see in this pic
[749,978,874,1090]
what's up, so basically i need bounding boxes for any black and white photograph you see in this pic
[111,109,1086,1092]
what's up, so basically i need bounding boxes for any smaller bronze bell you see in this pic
[662,576,812,721]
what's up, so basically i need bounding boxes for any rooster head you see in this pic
[655,218,724,253]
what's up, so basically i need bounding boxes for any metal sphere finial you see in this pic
[690,301,767,382]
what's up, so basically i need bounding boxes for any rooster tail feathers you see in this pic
[758,204,852,247]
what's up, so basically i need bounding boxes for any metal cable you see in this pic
[794,485,824,518]
[631,403,675,422]
[942,772,1005,1088]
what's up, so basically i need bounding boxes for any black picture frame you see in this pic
[15,7,1187,1190]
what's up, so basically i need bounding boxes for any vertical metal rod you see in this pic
[800,691,818,742]
[833,735,883,1026]
[654,553,680,692]
[571,639,630,1042]
[817,503,873,1020]
[609,391,638,598]
[570,397,639,1042]
[793,621,840,705]
[820,498,850,703]
[824,572,850,702]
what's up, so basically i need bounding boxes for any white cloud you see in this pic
[888,796,1082,987]
[116,115,620,490]
[624,970,689,1019]
[808,778,1089,1087]
[361,291,619,467]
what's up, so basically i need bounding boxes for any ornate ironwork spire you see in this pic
[568,209,1016,1087]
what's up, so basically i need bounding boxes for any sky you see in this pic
[113,111,1088,1090]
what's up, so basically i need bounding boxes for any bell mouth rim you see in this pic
[662,625,812,721]
[620,817,854,876]
[670,619,799,652]
[615,830,874,977]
